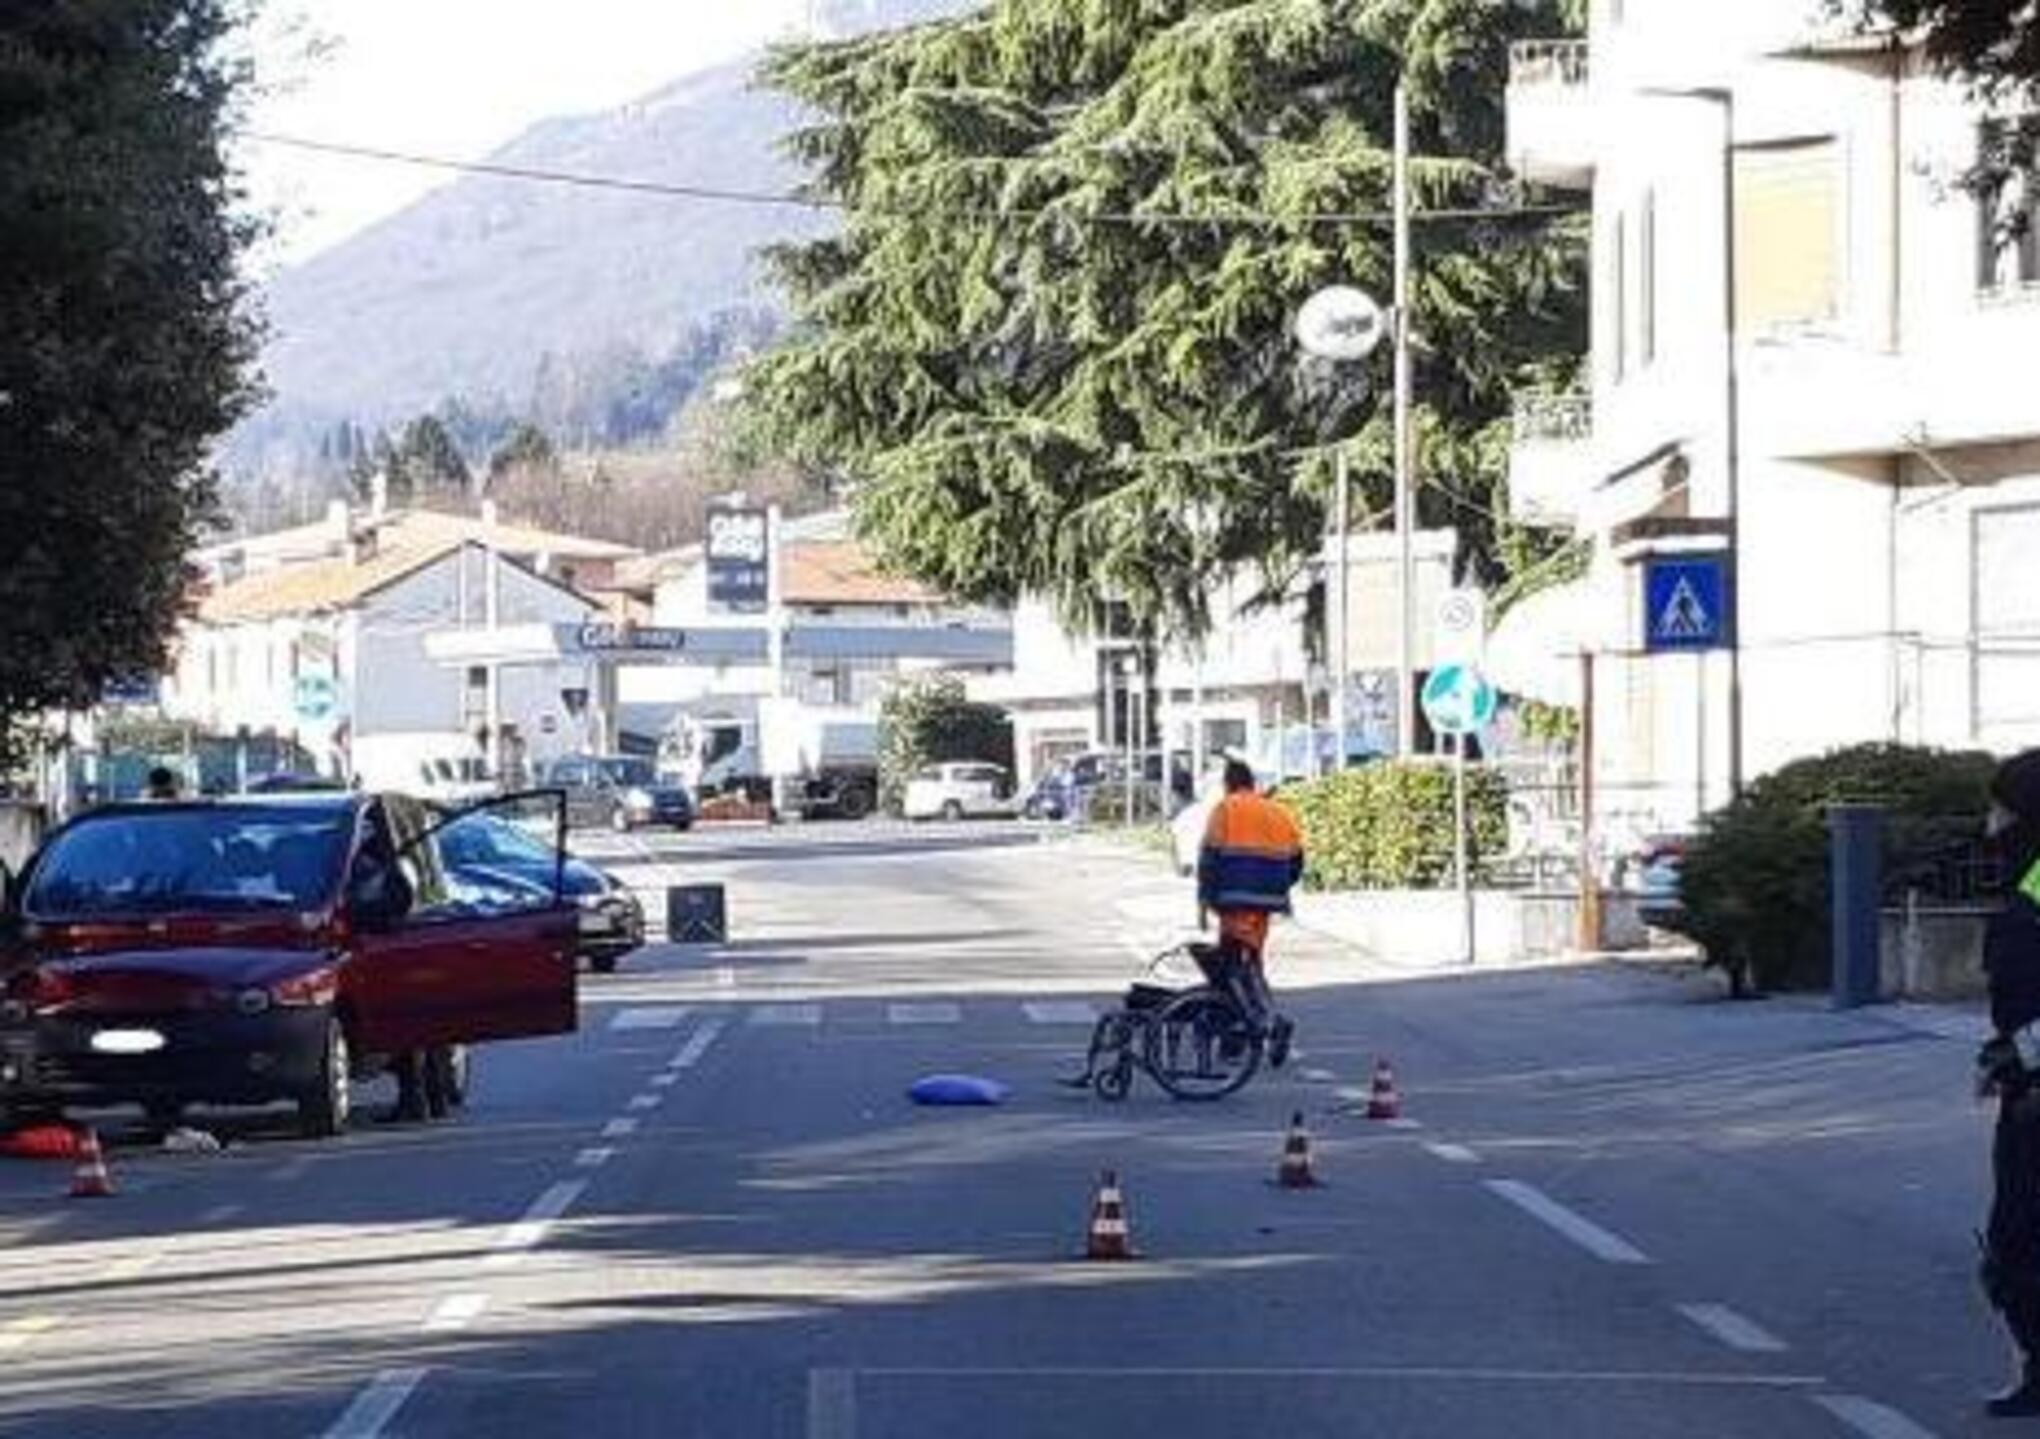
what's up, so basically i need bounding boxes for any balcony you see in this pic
[1506,40,1595,190]
[1509,390,1593,527]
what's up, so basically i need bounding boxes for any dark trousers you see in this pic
[1989,1087,2040,1357]
[1198,939,1276,1030]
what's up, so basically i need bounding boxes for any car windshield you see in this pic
[596,757,655,786]
[24,805,352,918]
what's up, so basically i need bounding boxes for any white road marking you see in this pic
[600,1118,639,1140]
[100,1253,163,1282]
[199,1202,245,1225]
[1385,1117,1424,1131]
[422,1293,489,1334]
[750,1004,823,1027]
[1813,1394,1942,1439]
[1676,1303,1787,1354]
[670,1020,728,1068]
[1023,1000,1098,1025]
[485,1180,588,1267]
[322,1367,428,1439]
[1485,1180,1652,1265]
[716,965,737,989]
[650,1072,680,1087]
[627,1093,663,1112]
[887,1002,962,1025]
[574,1147,615,1169]
[808,1368,858,1439]
[609,1006,691,1031]
[0,1314,62,1353]
[268,1155,313,1184]
[1424,1142,1481,1165]
[846,1364,1822,1388]
[1299,1067,1337,1083]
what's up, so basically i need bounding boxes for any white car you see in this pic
[902,762,1018,821]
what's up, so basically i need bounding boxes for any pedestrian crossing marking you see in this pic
[886,1002,962,1025]
[1023,1000,1098,1025]
[1656,577,1711,640]
[749,1004,823,1027]
[609,1007,691,1031]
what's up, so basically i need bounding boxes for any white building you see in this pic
[1501,0,2040,836]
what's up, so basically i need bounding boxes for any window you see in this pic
[1733,138,1842,331]
[1640,188,1657,365]
[1977,121,2040,291]
[1612,212,1628,381]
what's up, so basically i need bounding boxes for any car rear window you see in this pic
[24,806,353,918]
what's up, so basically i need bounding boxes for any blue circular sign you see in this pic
[1421,663,1498,737]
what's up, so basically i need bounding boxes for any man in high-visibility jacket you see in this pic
[1197,759,1305,1066]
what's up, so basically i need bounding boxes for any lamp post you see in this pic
[1642,83,1744,800]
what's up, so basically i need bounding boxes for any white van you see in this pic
[350,733,496,805]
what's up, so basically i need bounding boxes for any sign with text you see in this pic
[574,624,688,655]
[706,506,771,614]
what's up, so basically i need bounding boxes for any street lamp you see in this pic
[1641,83,1745,800]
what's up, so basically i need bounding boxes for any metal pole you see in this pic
[1720,93,1746,801]
[1577,650,1602,954]
[1455,732,1474,965]
[1393,83,1416,760]
[1333,447,1352,773]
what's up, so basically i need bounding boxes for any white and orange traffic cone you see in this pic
[1364,1058,1403,1122]
[1275,1111,1321,1189]
[1084,1169,1135,1260]
[68,1128,113,1198]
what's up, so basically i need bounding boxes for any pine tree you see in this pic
[746,0,1586,640]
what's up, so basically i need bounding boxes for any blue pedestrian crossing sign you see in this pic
[1644,556,1732,653]
[1421,663,1499,737]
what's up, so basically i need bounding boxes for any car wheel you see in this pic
[839,786,874,821]
[298,1017,351,1139]
[941,800,965,823]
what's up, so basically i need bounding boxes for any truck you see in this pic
[662,698,879,821]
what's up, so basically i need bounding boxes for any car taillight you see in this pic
[271,968,337,1008]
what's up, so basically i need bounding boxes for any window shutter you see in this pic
[1733,139,1841,331]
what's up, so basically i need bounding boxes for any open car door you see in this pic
[347,791,578,1058]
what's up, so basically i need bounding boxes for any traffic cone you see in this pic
[1084,1169,1135,1260]
[1275,1111,1321,1189]
[1364,1058,1402,1121]
[68,1128,113,1198]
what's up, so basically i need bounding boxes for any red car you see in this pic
[0,791,577,1138]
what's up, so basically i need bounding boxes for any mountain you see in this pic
[230,0,965,480]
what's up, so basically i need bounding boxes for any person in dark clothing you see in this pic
[1978,749,2040,1417]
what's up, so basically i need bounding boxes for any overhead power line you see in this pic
[238,131,1586,230]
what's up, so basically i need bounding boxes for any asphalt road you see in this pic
[0,822,2013,1438]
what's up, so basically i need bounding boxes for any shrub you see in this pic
[1666,743,1995,995]
[876,677,1014,814]
[1279,762,1507,891]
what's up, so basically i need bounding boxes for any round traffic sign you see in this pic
[1421,663,1498,737]
[1295,286,1386,363]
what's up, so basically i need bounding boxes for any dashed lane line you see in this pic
[671,1019,728,1068]
[650,1072,680,1087]
[886,1002,962,1025]
[268,1155,313,1184]
[199,1202,245,1225]
[321,1367,427,1439]
[574,1147,615,1169]
[1676,1303,1788,1354]
[749,1004,823,1027]
[483,1179,588,1269]
[609,1006,692,1031]
[1812,1394,1941,1439]
[0,1314,62,1353]
[600,1118,639,1140]
[1022,1000,1098,1025]
[1484,1180,1652,1265]
[627,1094,663,1112]
[1424,1142,1481,1165]
[421,1293,490,1334]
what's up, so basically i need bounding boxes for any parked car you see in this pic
[543,754,693,833]
[0,792,578,1138]
[436,810,646,973]
[1625,834,1689,929]
[902,762,1018,821]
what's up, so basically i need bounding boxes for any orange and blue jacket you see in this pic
[1198,791,1305,915]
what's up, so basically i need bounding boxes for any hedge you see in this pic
[1279,762,1507,891]
[876,677,1014,814]
[1664,742,1995,995]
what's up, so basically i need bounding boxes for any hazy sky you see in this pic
[241,2,817,267]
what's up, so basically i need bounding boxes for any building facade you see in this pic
[1505,0,2040,837]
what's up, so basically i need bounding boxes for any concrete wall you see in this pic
[1292,889,1648,967]
[1879,906,1989,1001]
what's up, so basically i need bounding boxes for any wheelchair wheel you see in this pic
[1145,988,1260,1101]
[1095,1050,1134,1102]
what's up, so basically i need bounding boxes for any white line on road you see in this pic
[1676,1303,1787,1354]
[268,1155,313,1184]
[671,1019,728,1068]
[750,1004,823,1027]
[1485,1180,1652,1265]
[574,1147,615,1169]
[100,1252,163,1283]
[809,1368,858,1439]
[887,1002,962,1025]
[199,1202,245,1225]
[716,965,737,989]
[322,1367,428,1439]
[1299,1067,1336,1083]
[1385,1117,1424,1131]
[1022,1000,1098,1025]
[628,1093,663,1112]
[422,1293,490,1334]
[484,1180,587,1267]
[610,1006,691,1031]
[845,1364,1823,1388]
[1424,1142,1481,1165]
[0,1315,62,1353]
[601,1118,638,1140]
[650,1072,680,1087]
[1813,1394,1942,1439]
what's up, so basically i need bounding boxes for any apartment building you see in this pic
[1505,0,2040,834]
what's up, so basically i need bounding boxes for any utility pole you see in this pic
[1393,82,1417,760]
[1332,447,1351,773]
